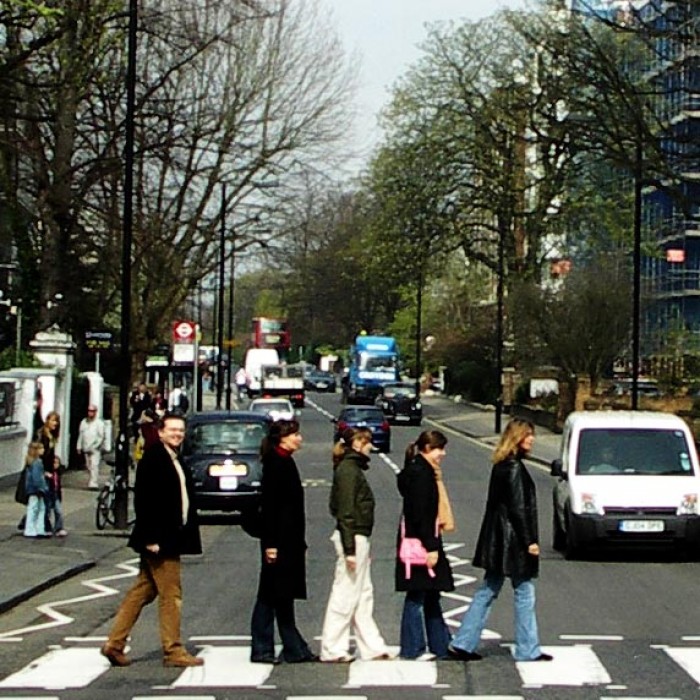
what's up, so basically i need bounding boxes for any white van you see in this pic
[551,411,700,558]
[243,348,280,396]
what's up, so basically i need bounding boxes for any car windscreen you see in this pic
[342,409,383,422]
[252,402,290,413]
[576,428,694,476]
[383,384,416,399]
[186,421,267,454]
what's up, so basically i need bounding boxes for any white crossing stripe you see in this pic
[134,697,216,699]
[663,646,700,685]
[515,645,611,687]
[444,696,523,700]
[288,697,367,700]
[344,658,437,687]
[171,646,273,688]
[0,647,109,689]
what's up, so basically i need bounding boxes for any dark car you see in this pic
[332,406,391,453]
[375,382,423,426]
[182,411,269,514]
[304,369,337,393]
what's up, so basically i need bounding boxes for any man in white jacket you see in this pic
[77,405,106,489]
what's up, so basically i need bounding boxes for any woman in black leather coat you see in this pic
[448,418,553,663]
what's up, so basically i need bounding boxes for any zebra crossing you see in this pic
[0,637,699,696]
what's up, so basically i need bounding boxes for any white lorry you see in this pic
[260,363,305,408]
[243,348,280,397]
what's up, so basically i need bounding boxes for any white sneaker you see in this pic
[414,652,437,661]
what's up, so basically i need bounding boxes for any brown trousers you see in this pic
[107,554,183,658]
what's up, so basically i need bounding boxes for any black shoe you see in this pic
[250,655,280,665]
[532,653,553,662]
[285,653,319,663]
[447,645,482,662]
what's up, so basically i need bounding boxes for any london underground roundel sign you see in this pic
[172,320,196,343]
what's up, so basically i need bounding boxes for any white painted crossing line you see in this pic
[444,696,523,700]
[288,697,367,700]
[662,646,700,685]
[514,645,611,688]
[559,634,624,641]
[171,646,274,688]
[0,697,59,700]
[134,697,216,700]
[344,658,437,688]
[0,647,109,689]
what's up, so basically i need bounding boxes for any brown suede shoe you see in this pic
[101,644,131,667]
[163,653,204,668]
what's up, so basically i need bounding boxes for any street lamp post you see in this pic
[495,219,505,434]
[114,0,138,529]
[415,261,423,398]
[216,184,226,410]
[631,136,643,410]
[225,238,235,410]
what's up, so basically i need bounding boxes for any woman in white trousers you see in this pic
[320,428,392,663]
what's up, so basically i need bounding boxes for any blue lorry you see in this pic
[342,334,400,404]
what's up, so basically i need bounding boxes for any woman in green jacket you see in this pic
[320,427,392,663]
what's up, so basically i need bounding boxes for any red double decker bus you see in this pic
[251,317,291,354]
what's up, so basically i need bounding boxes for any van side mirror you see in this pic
[550,459,567,479]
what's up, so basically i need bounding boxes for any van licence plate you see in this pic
[619,520,664,533]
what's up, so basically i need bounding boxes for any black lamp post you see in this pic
[631,136,643,410]
[216,184,226,410]
[415,261,423,398]
[115,0,138,528]
[225,238,235,410]
[495,219,505,434]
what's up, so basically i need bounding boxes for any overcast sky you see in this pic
[317,0,528,171]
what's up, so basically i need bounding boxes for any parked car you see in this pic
[332,406,391,453]
[375,381,422,425]
[248,397,296,422]
[550,411,700,559]
[304,369,337,393]
[182,411,269,513]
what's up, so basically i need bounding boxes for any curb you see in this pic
[0,560,95,615]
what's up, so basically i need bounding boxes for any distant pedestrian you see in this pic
[23,442,49,538]
[250,419,318,664]
[320,427,392,662]
[44,456,66,537]
[235,367,248,400]
[396,430,455,660]
[448,418,552,663]
[101,412,204,668]
[130,383,152,437]
[76,404,106,489]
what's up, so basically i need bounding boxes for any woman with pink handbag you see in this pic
[395,430,455,660]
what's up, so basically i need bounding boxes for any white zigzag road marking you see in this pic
[0,558,139,642]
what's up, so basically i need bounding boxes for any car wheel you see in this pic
[564,508,580,560]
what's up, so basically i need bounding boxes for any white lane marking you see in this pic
[514,645,611,687]
[190,635,251,642]
[0,697,59,700]
[377,451,400,474]
[0,647,109,689]
[0,558,139,642]
[344,657,437,687]
[560,634,624,641]
[663,646,700,685]
[135,697,216,699]
[171,646,273,688]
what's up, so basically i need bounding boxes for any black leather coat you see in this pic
[128,441,202,557]
[257,448,308,602]
[472,455,539,579]
[395,454,454,592]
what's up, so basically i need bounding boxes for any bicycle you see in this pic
[95,469,136,531]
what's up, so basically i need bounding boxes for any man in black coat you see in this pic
[101,413,203,668]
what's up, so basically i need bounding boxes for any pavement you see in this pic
[0,390,562,616]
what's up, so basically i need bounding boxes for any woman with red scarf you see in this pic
[250,419,317,664]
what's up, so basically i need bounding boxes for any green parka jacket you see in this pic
[329,450,375,555]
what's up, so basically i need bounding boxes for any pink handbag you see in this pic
[398,516,436,578]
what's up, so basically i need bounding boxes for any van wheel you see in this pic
[564,509,580,561]
[552,510,566,551]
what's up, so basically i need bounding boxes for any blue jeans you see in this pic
[44,492,64,533]
[399,590,451,659]
[24,495,47,537]
[451,573,542,661]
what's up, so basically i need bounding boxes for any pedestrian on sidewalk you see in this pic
[76,404,106,489]
[23,442,49,538]
[101,412,203,669]
[250,419,318,664]
[396,430,455,661]
[448,418,553,663]
[320,427,392,663]
[44,455,67,537]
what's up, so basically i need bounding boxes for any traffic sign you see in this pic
[172,320,196,343]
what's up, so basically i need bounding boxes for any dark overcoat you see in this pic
[128,441,202,557]
[257,447,308,601]
[472,455,539,579]
[395,454,454,592]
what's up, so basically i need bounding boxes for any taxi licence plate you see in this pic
[219,476,239,491]
[619,520,664,533]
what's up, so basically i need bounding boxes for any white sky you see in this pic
[317,0,529,171]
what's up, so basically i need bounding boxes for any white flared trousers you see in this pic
[320,531,389,660]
